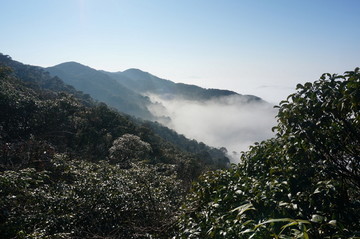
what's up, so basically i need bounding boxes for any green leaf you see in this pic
[230,202,255,216]
[303,231,310,239]
[310,214,324,223]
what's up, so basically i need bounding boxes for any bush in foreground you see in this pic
[0,155,184,238]
[175,68,360,238]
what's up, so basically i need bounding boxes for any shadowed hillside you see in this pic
[0,53,230,238]
[46,62,155,119]
[46,62,275,155]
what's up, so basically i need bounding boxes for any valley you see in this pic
[46,61,277,158]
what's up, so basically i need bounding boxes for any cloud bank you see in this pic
[147,94,278,162]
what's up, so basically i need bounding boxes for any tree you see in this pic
[275,68,360,191]
[0,155,184,238]
[108,134,152,168]
[175,68,360,238]
[0,65,13,78]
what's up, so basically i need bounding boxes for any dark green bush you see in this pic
[0,155,184,238]
[175,68,360,238]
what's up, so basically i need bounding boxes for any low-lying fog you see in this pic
[147,94,278,162]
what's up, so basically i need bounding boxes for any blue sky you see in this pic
[1,0,359,103]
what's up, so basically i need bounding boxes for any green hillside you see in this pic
[1,53,358,238]
[46,62,155,119]
[0,54,229,238]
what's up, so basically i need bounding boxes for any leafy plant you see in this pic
[175,68,360,238]
[0,155,185,238]
[109,133,152,167]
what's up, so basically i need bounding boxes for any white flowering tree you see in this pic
[108,134,152,168]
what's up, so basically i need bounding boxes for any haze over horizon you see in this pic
[1,0,359,104]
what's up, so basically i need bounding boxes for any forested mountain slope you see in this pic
[1,53,358,238]
[46,62,264,120]
[106,68,262,102]
[0,53,229,238]
[46,61,274,155]
[0,53,229,167]
[46,62,155,119]
[0,54,94,106]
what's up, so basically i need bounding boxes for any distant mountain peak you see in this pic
[46,62,156,120]
[122,68,158,81]
[55,61,84,66]
[123,68,147,73]
[45,59,266,121]
[51,61,94,71]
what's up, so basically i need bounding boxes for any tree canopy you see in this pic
[0,55,229,238]
[1,53,359,238]
[175,68,360,238]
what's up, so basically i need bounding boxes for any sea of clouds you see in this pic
[147,94,278,162]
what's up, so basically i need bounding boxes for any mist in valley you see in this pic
[147,94,278,162]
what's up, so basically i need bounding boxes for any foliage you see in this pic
[109,134,152,167]
[0,155,184,238]
[141,120,230,168]
[275,68,360,191]
[0,54,94,106]
[46,62,155,120]
[4,52,358,238]
[0,53,229,173]
[0,53,232,238]
[0,58,217,177]
[175,68,360,238]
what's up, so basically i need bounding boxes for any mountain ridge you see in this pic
[0,53,231,237]
[44,60,276,155]
[46,61,265,118]
[46,62,155,119]
[0,52,230,167]
[105,67,262,102]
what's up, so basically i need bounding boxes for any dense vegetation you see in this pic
[1,53,359,238]
[46,62,155,120]
[0,54,228,238]
[175,68,360,238]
